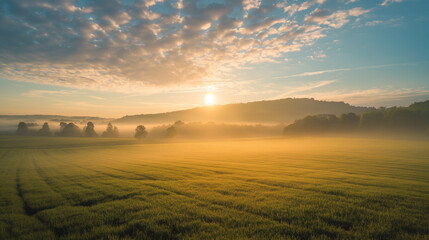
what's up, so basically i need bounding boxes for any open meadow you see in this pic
[0,136,428,239]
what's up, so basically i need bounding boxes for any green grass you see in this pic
[0,136,428,239]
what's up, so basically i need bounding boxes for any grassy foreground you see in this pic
[0,136,428,239]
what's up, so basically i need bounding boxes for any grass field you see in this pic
[0,136,428,239]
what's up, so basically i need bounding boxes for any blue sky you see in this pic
[0,0,428,117]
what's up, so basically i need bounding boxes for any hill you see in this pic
[115,98,373,124]
[283,100,429,135]
[0,115,111,122]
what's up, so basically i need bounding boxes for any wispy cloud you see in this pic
[365,17,403,27]
[380,0,403,6]
[288,87,429,106]
[273,79,337,99]
[274,62,416,79]
[274,68,351,79]
[21,90,77,97]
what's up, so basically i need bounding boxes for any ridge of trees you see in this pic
[283,100,429,135]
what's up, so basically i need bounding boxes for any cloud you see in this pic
[274,68,351,79]
[305,7,370,28]
[0,0,372,90]
[365,20,383,26]
[380,0,403,6]
[274,62,416,79]
[365,17,403,27]
[308,50,327,60]
[243,0,261,12]
[22,90,78,97]
[274,79,337,99]
[288,87,429,106]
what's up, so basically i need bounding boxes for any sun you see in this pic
[204,93,215,106]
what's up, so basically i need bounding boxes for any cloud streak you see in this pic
[289,87,429,106]
[380,0,403,6]
[273,79,337,99]
[274,62,416,79]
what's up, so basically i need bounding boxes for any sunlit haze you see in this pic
[205,94,215,106]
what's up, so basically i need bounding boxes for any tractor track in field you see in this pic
[140,182,287,225]
[42,149,156,181]
[47,155,358,224]
[32,157,70,202]
[33,150,420,225]
[39,150,130,191]
[36,154,149,206]
[30,148,429,229]
[15,159,60,239]
[55,161,286,224]
[15,160,37,216]
[104,167,158,180]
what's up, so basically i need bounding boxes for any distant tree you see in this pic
[384,107,425,131]
[61,123,81,137]
[166,126,177,138]
[339,113,360,129]
[283,114,339,135]
[174,120,184,126]
[38,122,51,136]
[60,122,67,131]
[281,100,429,135]
[16,122,29,136]
[84,122,98,137]
[360,111,384,129]
[135,125,147,139]
[408,100,429,114]
[113,126,119,136]
[102,122,119,137]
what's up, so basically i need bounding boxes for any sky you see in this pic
[0,0,428,117]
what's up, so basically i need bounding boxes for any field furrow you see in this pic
[1,137,428,239]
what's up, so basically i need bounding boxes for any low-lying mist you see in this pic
[2,99,428,140]
[1,119,286,139]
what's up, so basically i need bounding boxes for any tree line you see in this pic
[15,121,158,139]
[283,100,429,135]
[16,121,122,137]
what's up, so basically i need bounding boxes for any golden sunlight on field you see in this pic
[0,136,428,239]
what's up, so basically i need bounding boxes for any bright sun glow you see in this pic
[204,94,215,106]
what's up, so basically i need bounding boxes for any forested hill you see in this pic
[283,100,429,135]
[115,98,374,124]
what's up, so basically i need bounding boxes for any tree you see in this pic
[360,111,384,129]
[340,113,360,129]
[283,114,339,135]
[61,123,81,137]
[135,125,147,139]
[16,122,29,136]
[59,122,67,131]
[166,126,177,138]
[102,122,119,137]
[38,122,51,136]
[174,120,184,126]
[84,122,98,137]
[113,126,119,136]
